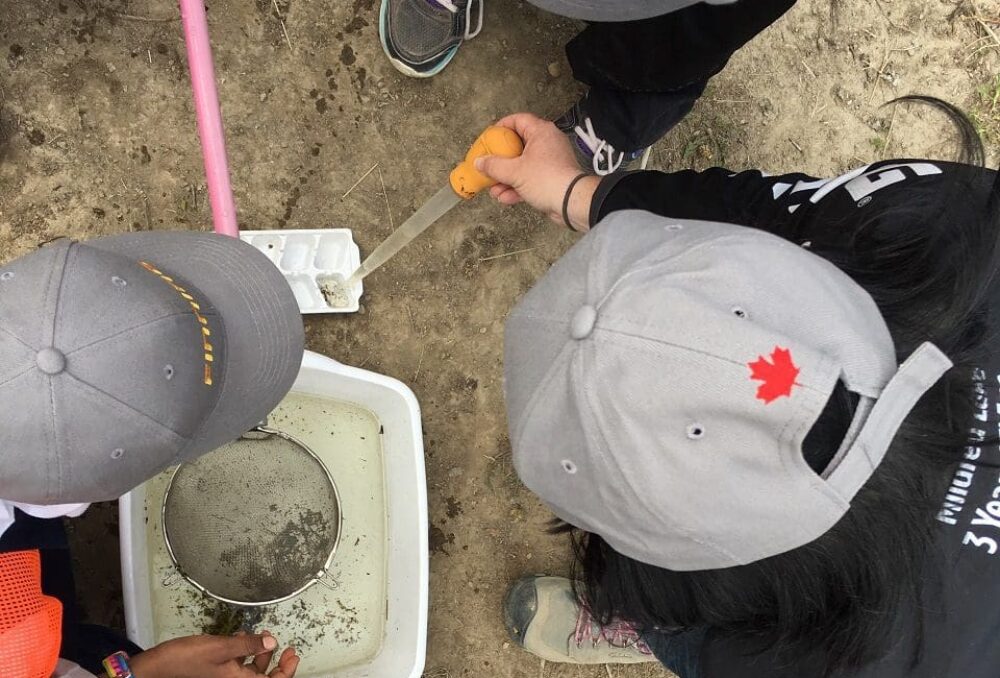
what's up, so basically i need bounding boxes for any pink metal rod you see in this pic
[178,0,239,237]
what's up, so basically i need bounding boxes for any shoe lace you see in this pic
[432,0,484,40]
[573,117,625,176]
[572,603,654,655]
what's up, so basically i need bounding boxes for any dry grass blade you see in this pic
[378,167,395,231]
[881,104,897,159]
[114,13,179,22]
[271,0,293,51]
[413,346,426,381]
[341,163,379,199]
[969,0,1000,50]
[478,246,540,262]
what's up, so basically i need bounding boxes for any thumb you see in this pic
[212,633,279,660]
[474,155,520,187]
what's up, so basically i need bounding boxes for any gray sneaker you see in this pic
[503,576,657,664]
[379,0,483,78]
[554,101,651,176]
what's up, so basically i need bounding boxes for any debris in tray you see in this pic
[194,592,320,651]
[201,600,250,636]
[319,275,352,309]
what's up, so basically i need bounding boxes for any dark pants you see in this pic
[565,0,799,150]
[643,626,708,678]
[0,511,142,675]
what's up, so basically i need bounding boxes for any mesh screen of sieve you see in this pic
[162,429,341,605]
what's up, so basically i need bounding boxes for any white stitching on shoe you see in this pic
[573,117,625,176]
[432,0,484,40]
[465,0,484,39]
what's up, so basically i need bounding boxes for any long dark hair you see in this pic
[562,98,1000,675]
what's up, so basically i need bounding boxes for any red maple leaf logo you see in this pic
[748,346,800,404]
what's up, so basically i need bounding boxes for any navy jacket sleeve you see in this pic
[589,161,996,254]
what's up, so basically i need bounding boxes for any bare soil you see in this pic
[1,0,997,677]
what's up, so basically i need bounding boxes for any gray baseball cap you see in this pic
[504,211,952,570]
[526,0,736,22]
[0,232,304,505]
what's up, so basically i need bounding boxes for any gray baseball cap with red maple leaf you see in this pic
[503,211,952,570]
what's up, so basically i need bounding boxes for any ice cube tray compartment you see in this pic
[240,229,362,314]
[314,233,353,270]
[248,234,283,264]
[287,273,323,309]
[279,235,315,271]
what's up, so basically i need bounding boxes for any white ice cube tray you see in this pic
[240,229,363,314]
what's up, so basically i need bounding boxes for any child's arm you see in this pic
[591,167,818,238]
[590,161,994,250]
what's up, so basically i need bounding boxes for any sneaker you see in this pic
[503,575,657,664]
[555,102,650,176]
[379,0,483,78]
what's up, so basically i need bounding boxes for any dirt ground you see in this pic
[1,0,998,676]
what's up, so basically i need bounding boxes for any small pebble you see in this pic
[547,61,561,78]
[479,327,487,334]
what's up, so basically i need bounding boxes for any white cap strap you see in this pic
[827,342,953,498]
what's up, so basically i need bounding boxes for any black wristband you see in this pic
[561,173,591,231]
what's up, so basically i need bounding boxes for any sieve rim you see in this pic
[160,426,344,607]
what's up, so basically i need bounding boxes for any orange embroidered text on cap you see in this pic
[139,261,215,386]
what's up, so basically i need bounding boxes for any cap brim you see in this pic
[87,232,305,459]
[526,0,700,22]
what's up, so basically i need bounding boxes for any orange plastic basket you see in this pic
[0,550,62,678]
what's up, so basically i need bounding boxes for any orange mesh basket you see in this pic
[0,550,62,678]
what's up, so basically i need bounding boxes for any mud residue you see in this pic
[216,508,337,603]
[320,276,351,308]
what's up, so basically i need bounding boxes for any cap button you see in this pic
[36,348,66,375]
[570,305,598,340]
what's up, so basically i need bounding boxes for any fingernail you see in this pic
[474,158,484,171]
[263,636,278,651]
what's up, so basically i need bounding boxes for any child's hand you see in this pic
[475,113,599,231]
[130,631,299,678]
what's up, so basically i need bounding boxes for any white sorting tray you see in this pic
[120,351,429,678]
[240,229,363,314]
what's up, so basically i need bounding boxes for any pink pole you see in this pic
[178,0,239,237]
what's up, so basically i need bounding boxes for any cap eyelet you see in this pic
[0,272,13,281]
[686,424,705,440]
[111,276,127,288]
[666,224,684,231]
[731,306,748,319]
[111,448,125,460]
[164,364,175,380]
[561,459,578,475]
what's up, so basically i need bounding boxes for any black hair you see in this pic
[561,98,1000,675]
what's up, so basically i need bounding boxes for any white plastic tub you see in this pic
[119,351,428,678]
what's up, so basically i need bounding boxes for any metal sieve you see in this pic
[161,427,342,606]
